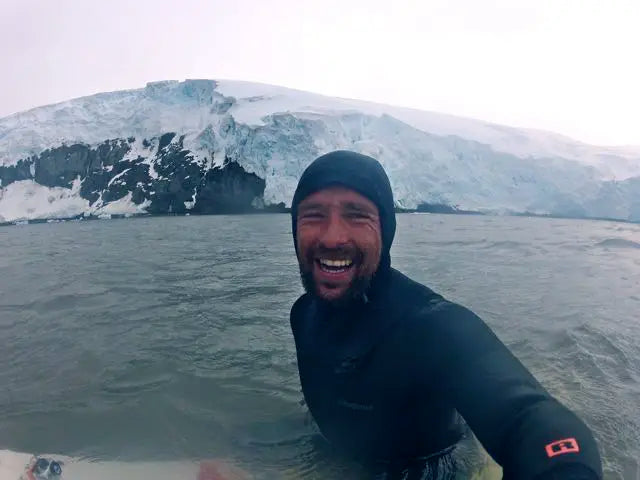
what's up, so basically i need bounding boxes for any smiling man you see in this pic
[296,185,382,306]
[289,151,603,480]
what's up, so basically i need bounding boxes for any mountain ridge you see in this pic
[1,79,638,224]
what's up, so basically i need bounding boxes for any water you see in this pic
[1,214,639,479]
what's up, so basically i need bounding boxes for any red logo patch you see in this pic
[545,438,580,458]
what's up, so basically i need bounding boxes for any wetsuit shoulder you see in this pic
[406,295,602,480]
[290,293,310,322]
[289,293,313,339]
[384,268,445,310]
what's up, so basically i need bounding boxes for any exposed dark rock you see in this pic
[97,139,130,167]
[158,133,176,152]
[79,169,111,204]
[416,203,484,215]
[131,184,148,205]
[29,140,131,190]
[146,136,201,214]
[0,129,277,218]
[100,161,150,204]
[394,206,415,213]
[34,144,91,188]
[191,159,265,214]
[0,158,33,187]
[260,202,289,213]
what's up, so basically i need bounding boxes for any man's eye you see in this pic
[301,212,323,219]
[346,212,369,219]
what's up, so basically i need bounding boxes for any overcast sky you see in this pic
[1,0,638,146]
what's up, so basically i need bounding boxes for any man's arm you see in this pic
[415,300,603,480]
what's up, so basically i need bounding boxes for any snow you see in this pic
[1,78,640,223]
[0,179,150,223]
[0,81,221,168]
[123,137,154,165]
[2,79,639,179]
[184,188,198,210]
[107,168,131,187]
[0,178,88,223]
[215,79,640,179]
[90,192,151,217]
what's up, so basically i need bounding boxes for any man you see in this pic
[289,150,603,480]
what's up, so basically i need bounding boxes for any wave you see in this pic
[595,238,640,249]
[482,240,525,249]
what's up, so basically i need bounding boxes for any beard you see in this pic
[297,245,375,308]
[299,269,373,308]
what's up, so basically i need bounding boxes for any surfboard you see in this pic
[1,448,504,480]
[0,450,252,480]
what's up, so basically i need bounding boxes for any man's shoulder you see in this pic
[387,268,446,310]
[289,293,312,329]
[388,268,479,326]
[290,293,310,312]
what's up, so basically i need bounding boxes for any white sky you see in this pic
[1,0,639,146]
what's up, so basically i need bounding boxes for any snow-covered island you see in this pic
[1,79,639,224]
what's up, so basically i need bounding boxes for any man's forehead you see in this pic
[298,186,378,210]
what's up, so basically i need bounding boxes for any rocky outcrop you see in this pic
[0,134,275,219]
[0,159,32,186]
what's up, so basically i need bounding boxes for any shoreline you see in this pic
[2,207,638,228]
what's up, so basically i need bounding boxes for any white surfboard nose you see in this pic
[1,449,252,480]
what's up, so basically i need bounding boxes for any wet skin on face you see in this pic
[296,186,382,303]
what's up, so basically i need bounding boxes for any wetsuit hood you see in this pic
[291,150,397,289]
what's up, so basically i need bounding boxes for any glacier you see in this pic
[1,78,639,224]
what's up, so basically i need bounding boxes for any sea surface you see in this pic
[1,214,639,479]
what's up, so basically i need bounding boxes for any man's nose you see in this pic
[319,213,349,248]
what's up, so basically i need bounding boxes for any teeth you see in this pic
[319,259,353,267]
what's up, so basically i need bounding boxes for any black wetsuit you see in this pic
[291,268,602,479]
[288,151,603,480]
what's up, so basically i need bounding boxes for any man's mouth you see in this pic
[316,258,355,274]
[300,252,370,302]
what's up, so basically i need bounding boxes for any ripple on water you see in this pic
[595,238,640,249]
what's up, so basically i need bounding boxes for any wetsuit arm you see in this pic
[421,301,603,480]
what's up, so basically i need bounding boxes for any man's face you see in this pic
[295,186,382,305]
